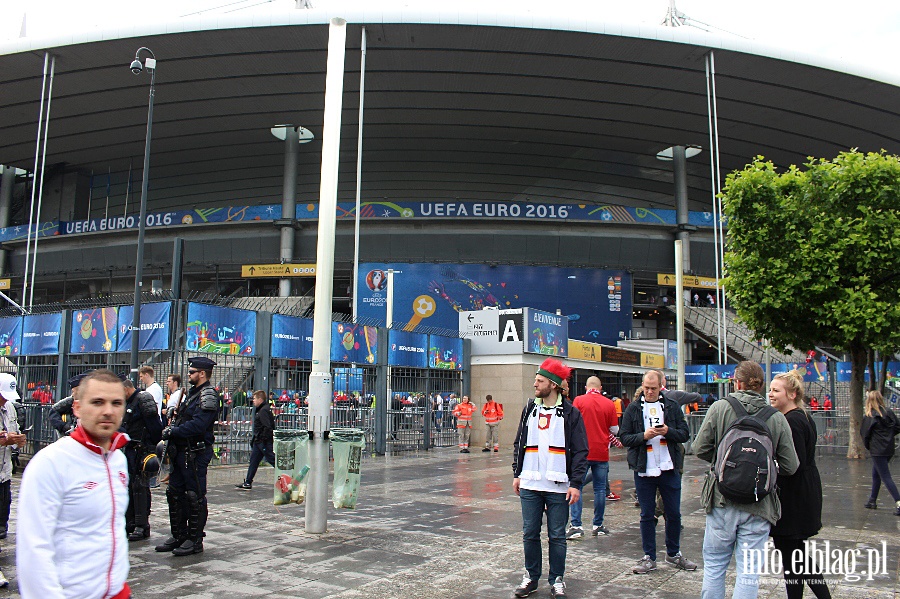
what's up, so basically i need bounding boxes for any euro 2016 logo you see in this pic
[366,270,387,292]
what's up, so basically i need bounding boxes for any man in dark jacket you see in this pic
[619,370,697,575]
[512,358,588,599]
[121,378,164,541]
[236,390,276,490]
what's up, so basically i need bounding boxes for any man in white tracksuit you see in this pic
[17,369,131,599]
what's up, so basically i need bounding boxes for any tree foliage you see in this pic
[722,150,900,457]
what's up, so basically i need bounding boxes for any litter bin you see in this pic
[273,429,310,506]
[331,428,365,509]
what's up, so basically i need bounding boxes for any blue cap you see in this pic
[188,356,216,371]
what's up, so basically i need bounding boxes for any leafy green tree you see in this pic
[722,150,900,458]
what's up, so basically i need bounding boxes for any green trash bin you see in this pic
[330,428,365,509]
[273,429,310,506]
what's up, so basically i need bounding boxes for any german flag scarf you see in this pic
[519,400,568,484]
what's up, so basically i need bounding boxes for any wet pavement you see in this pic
[1,446,899,598]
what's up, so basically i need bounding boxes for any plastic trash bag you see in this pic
[274,429,310,505]
[331,428,364,509]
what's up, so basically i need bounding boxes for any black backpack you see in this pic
[713,396,779,503]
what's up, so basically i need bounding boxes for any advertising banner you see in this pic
[523,308,568,356]
[459,309,523,355]
[388,330,428,368]
[666,340,678,370]
[117,302,172,352]
[22,313,62,356]
[70,307,118,353]
[186,303,256,355]
[769,362,827,383]
[271,315,314,360]
[836,361,900,383]
[568,340,602,363]
[707,364,736,383]
[0,316,21,356]
[360,263,631,346]
[641,353,665,368]
[428,335,463,370]
[685,365,707,384]
[331,322,378,364]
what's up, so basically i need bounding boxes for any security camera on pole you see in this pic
[129,47,157,386]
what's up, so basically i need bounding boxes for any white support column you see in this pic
[306,17,347,534]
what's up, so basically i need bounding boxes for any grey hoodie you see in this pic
[693,390,799,524]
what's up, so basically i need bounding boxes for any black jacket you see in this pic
[861,407,900,457]
[512,399,589,490]
[619,392,690,474]
[121,390,164,447]
[772,408,823,539]
[252,401,275,444]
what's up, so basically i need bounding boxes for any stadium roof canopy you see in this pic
[1,8,899,216]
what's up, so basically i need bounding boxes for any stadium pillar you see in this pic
[673,145,691,272]
[279,126,299,297]
[0,166,14,276]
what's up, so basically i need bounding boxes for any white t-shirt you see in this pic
[167,388,184,411]
[146,382,164,415]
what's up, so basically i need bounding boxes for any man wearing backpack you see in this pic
[693,361,799,599]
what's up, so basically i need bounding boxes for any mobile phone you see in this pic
[654,424,665,429]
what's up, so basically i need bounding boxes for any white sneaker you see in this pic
[0,569,8,588]
[550,578,567,598]
[565,525,583,540]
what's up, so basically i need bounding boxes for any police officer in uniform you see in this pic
[48,371,92,436]
[122,378,163,541]
[155,357,219,556]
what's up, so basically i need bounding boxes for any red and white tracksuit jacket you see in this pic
[17,427,131,599]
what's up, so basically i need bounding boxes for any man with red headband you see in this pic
[512,358,588,599]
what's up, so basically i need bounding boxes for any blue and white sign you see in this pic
[684,365,707,384]
[22,313,61,356]
[271,315,314,360]
[429,335,464,370]
[117,302,172,352]
[523,308,568,357]
[0,316,21,356]
[388,330,428,368]
[186,303,256,355]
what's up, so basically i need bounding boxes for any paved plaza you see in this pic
[1,447,898,598]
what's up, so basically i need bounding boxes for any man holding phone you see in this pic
[0,373,26,587]
[619,370,697,575]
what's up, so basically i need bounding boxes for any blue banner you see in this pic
[357,263,631,346]
[334,367,364,393]
[0,317,21,356]
[6,201,720,244]
[22,313,61,356]
[116,302,172,352]
[271,315,314,360]
[331,322,378,364]
[685,365,707,384]
[836,361,900,383]
[186,303,256,355]
[769,362,827,383]
[388,330,428,368]
[429,335,463,370]
[70,307,118,353]
[523,308,568,356]
[707,364,736,383]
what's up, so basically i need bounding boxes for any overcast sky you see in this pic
[4,0,898,78]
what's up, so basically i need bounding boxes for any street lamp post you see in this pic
[129,47,157,385]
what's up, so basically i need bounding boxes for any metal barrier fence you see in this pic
[275,406,377,456]
[685,409,853,455]
[19,403,58,457]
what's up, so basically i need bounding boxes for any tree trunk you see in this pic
[866,349,876,392]
[878,358,888,395]
[847,339,867,459]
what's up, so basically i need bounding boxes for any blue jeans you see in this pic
[870,455,900,502]
[570,461,608,528]
[244,441,275,484]
[701,506,770,599]
[633,469,681,561]
[520,488,568,585]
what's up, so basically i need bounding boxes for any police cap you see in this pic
[188,356,216,372]
[68,370,93,389]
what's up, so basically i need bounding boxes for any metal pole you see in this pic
[279,126,299,297]
[23,52,49,306]
[29,54,55,309]
[673,145,690,272]
[351,26,367,321]
[675,240,685,391]
[710,51,728,362]
[705,53,724,364]
[130,49,156,386]
[307,17,347,534]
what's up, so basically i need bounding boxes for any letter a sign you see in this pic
[500,317,520,342]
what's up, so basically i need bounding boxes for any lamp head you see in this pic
[130,59,143,75]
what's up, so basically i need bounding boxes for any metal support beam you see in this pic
[279,126,299,297]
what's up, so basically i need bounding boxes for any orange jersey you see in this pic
[481,401,504,424]
[453,401,476,424]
